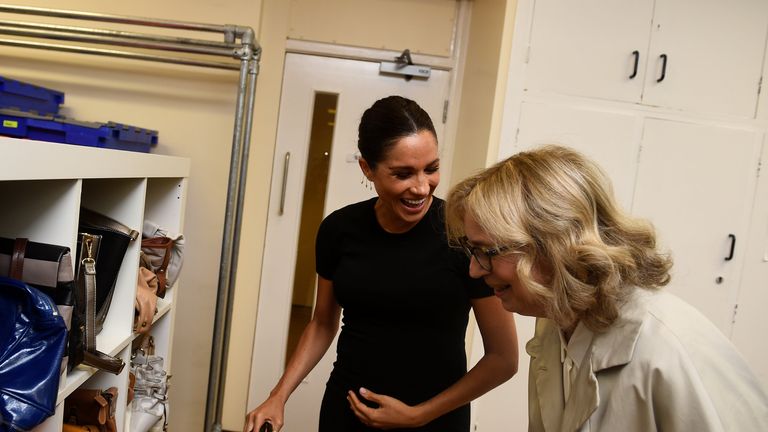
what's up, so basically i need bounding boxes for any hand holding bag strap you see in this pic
[10,237,28,279]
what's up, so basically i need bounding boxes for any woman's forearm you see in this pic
[414,351,517,425]
[268,317,339,402]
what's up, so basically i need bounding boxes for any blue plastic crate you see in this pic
[0,108,158,153]
[103,122,159,152]
[0,76,65,115]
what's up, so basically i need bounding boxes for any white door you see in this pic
[524,0,654,102]
[632,118,762,334]
[642,0,768,118]
[731,134,768,389]
[248,53,451,431]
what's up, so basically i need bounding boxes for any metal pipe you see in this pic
[0,4,230,34]
[0,38,240,70]
[0,19,236,48]
[206,48,251,432]
[0,25,236,57]
[215,52,260,432]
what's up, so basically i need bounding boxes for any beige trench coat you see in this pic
[526,289,768,432]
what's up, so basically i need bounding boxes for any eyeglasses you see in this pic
[458,236,510,272]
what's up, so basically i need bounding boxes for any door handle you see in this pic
[724,234,736,261]
[656,54,668,83]
[279,152,290,215]
[629,50,639,79]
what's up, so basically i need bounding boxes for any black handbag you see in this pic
[0,236,82,371]
[77,208,139,334]
[0,236,124,374]
[0,276,68,431]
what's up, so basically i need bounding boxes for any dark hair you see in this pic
[357,95,437,169]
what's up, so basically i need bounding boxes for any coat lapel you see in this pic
[527,319,565,432]
[560,289,650,431]
[560,343,599,431]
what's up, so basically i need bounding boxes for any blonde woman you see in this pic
[445,145,768,431]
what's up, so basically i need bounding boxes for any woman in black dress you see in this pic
[244,96,518,432]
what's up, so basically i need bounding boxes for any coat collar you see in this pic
[526,289,652,432]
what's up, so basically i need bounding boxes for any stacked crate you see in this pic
[0,76,158,153]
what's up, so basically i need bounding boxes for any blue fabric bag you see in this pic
[0,276,67,432]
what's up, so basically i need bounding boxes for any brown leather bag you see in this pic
[63,424,102,432]
[64,387,118,432]
[140,237,173,298]
[134,267,158,334]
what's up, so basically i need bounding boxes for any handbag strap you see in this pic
[141,237,173,293]
[78,234,125,375]
[81,235,97,352]
[10,237,27,279]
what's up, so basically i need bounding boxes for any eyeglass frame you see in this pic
[458,236,511,272]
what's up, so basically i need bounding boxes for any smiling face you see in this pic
[463,213,548,317]
[360,130,440,233]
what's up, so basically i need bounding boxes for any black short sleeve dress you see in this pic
[315,197,492,431]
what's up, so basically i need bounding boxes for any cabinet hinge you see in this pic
[442,100,449,124]
[757,158,763,178]
[732,303,739,324]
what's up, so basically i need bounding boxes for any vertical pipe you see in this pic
[206,52,250,432]
[215,49,260,432]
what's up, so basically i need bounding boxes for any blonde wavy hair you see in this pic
[445,145,672,332]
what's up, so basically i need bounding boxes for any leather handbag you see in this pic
[64,387,118,432]
[0,236,81,372]
[134,267,158,334]
[0,276,68,431]
[77,207,139,333]
[63,425,102,432]
[141,219,184,298]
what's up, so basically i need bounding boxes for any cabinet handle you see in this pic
[656,54,668,83]
[629,50,640,79]
[279,152,290,215]
[725,234,736,261]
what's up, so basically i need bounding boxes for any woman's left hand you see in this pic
[347,388,424,430]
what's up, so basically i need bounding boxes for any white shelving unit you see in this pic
[0,136,190,432]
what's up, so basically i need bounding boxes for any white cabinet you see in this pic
[480,1,768,431]
[512,103,764,336]
[514,101,643,208]
[631,119,762,334]
[524,0,654,103]
[0,137,189,432]
[730,134,768,386]
[525,0,768,118]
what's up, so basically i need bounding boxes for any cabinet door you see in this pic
[632,119,761,334]
[642,0,768,118]
[524,0,654,102]
[730,135,768,389]
[515,102,642,209]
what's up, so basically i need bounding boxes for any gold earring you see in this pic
[361,176,372,190]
